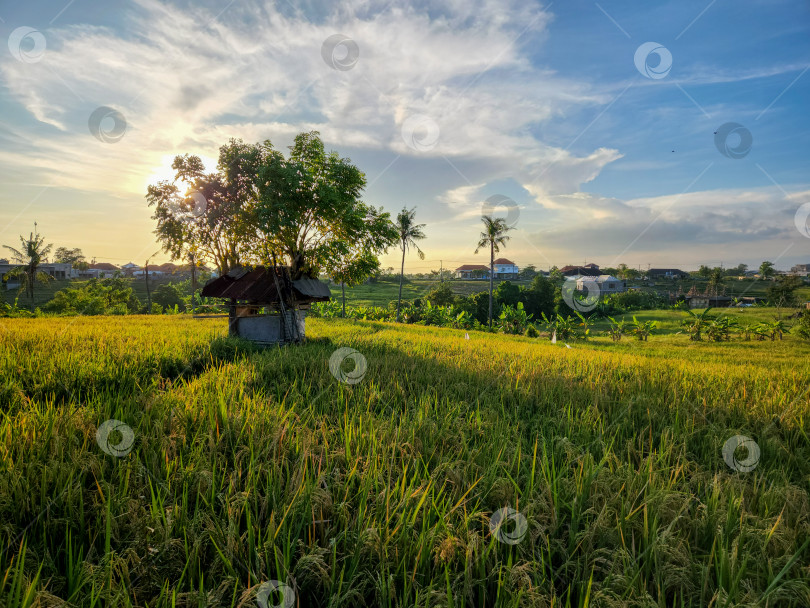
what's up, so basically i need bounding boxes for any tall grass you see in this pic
[0,316,808,607]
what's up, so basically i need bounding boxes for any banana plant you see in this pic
[680,307,714,341]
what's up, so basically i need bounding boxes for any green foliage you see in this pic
[425,282,455,307]
[494,280,520,307]
[680,307,715,341]
[254,132,399,279]
[766,275,802,307]
[151,283,185,312]
[496,302,532,334]
[793,309,810,340]
[630,315,658,341]
[606,316,627,342]
[43,278,141,315]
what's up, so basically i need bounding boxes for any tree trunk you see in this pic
[342,282,346,318]
[396,244,405,323]
[488,242,494,328]
[145,264,151,313]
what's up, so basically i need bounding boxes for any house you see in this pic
[200,266,331,344]
[790,263,810,276]
[0,261,76,284]
[80,262,119,278]
[120,262,140,276]
[492,258,519,279]
[648,268,689,280]
[133,265,164,277]
[575,274,626,294]
[560,264,600,277]
[455,264,490,280]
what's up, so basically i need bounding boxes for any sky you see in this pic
[1,0,809,273]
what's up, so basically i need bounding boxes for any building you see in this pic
[120,262,140,276]
[454,264,489,279]
[574,274,626,294]
[648,268,689,279]
[133,265,164,277]
[200,266,331,344]
[492,258,519,279]
[790,263,810,276]
[560,264,600,277]
[79,262,120,278]
[0,261,76,285]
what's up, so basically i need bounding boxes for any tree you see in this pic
[332,248,383,318]
[708,267,725,296]
[252,132,398,279]
[766,275,801,308]
[494,280,520,307]
[394,207,426,322]
[475,216,513,327]
[147,141,265,275]
[151,283,185,312]
[519,264,538,280]
[759,261,776,280]
[698,265,712,279]
[2,228,53,311]
[426,283,455,307]
[548,266,563,283]
[54,247,88,270]
[734,263,748,276]
[519,274,556,320]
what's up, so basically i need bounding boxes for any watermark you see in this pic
[170,190,208,219]
[88,106,127,143]
[634,42,672,79]
[96,419,135,457]
[561,278,600,312]
[794,202,810,239]
[329,347,367,384]
[489,507,527,545]
[714,122,752,159]
[321,34,359,71]
[481,194,520,228]
[401,114,440,152]
[722,435,760,472]
[256,580,296,608]
[8,27,46,63]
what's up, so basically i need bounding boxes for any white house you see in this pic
[492,258,519,279]
[575,275,626,294]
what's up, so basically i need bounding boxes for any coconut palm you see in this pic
[395,207,426,322]
[475,215,513,327]
[2,228,53,311]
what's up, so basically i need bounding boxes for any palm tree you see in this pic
[395,207,426,322]
[475,215,513,328]
[3,227,53,311]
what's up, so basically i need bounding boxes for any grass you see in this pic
[1,315,809,607]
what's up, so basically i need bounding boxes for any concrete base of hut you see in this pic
[231,310,306,345]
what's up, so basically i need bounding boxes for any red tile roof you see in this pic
[493,258,515,265]
[455,264,489,271]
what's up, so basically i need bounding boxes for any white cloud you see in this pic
[0,0,614,200]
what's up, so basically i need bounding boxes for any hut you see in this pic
[200,266,331,344]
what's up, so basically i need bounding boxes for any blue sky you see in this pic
[1,0,809,272]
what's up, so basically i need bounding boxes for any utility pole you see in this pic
[440,260,443,283]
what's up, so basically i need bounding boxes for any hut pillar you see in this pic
[228,298,238,337]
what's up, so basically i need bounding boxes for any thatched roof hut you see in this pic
[201,266,331,344]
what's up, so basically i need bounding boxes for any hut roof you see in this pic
[200,266,331,305]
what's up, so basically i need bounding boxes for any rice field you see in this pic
[1,315,809,607]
